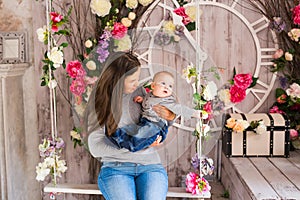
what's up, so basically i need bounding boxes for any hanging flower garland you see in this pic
[35,0,69,188]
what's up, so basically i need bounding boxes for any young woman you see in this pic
[88,52,175,200]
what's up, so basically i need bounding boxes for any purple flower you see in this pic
[97,48,110,63]
[55,137,65,149]
[279,76,288,89]
[191,153,200,169]
[269,17,286,33]
[99,40,109,49]
[100,30,112,41]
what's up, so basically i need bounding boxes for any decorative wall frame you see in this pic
[0,32,26,64]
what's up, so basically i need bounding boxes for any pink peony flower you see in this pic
[111,22,128,39]
[233,73,253,89]
[269,106,285,114]
[66,60,86,79]
[173,7,191,25]
[293,4,300,25]
[70,78,86,97]
[290,129,299,140]
[185,172,211,195]
[229,85,246,103]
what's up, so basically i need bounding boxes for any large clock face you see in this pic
[135,0,277,132]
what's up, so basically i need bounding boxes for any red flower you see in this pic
[50,12,63,32]
[276,94,287,103]
[233,73,253,89]
[66,60,86,79]
[173,7,191,25]
[293,4,300,25]
[203,101,213,120]
[111,22,127,39]
[50,12,63,23]
[229,85,246,103]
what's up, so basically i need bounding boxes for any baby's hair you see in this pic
[153,71,174,82]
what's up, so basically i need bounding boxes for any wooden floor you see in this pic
[221,150,300,200]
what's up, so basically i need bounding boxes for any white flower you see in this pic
[36,25,47,43]
[44,156,55,167]
[138,0,153,6]
[286,83,300,99]
[56,159,67,176]
[114,34,132,52]
[128,12,136,20]
[237,119,250,129]
[185,6,199,22]
[196,122,210,136]
[70,130,82,140]
[38,138,50,153]
[285,52,293,61]
[47,47,63,68]
[182,63,195,84]
[86,60,97,70]
[203,81,218,101]
[126,0,138,9]
[90,0,111,17]
[163,21,176,34]
[85,39,93,48]
[255,124,267,135]
[201,110,208,120]
[173,35,181,42]
[218,89,231,105]
[36,162,50,181]
[121,17,132,27]
[48,79,57,89]
[288,28,300,42]
[84,86,93,102]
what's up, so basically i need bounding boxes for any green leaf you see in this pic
[60,42,68,48]
[186,22,195,32]
[249,77,258,88]
[77,54,84,61]
[275,88,286,98]
[233,67,237,76]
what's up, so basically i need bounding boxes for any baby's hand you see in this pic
[134,96,143,103]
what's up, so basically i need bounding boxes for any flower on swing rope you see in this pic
[185,172,211,195]
[47,47,64,68]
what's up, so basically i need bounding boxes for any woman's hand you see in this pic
[153,105,176,121]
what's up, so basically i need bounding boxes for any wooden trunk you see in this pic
[222,113,290,157]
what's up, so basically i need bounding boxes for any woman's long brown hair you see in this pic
[95,52,140,136]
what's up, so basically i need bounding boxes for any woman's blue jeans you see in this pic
[98,162,168,200]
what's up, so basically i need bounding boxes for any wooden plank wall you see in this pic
[32,1,277,199]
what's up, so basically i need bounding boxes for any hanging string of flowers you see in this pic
[35,0,68,189]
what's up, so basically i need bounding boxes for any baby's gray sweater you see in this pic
[88,87,162,165]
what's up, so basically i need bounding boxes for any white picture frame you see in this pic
[0,32,26,64]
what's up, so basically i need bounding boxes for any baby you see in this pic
[108,71,202,152]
